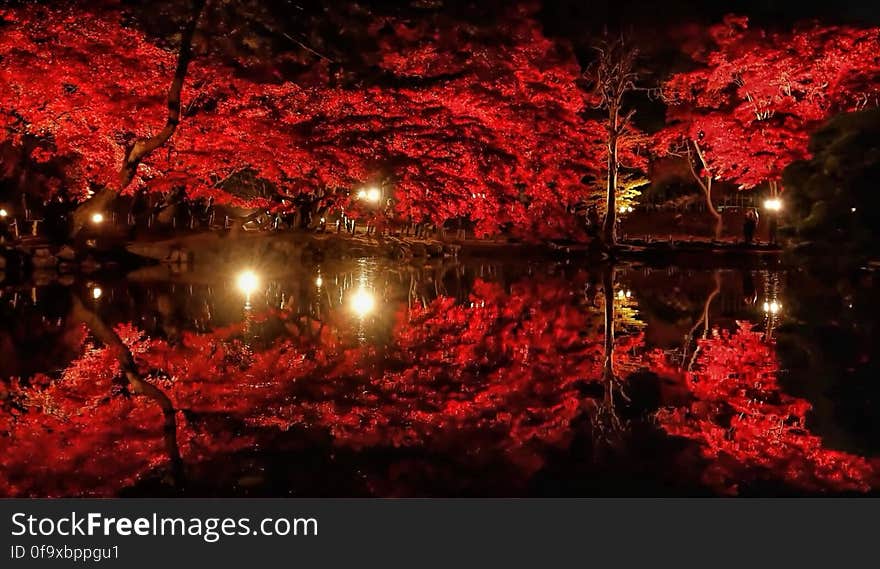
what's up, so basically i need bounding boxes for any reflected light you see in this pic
[91,287,103,300]
[350,287,376,317]
[236,270,260,296]
[764,199,782,212]
[91,212,105,225]
[0,209,7,218]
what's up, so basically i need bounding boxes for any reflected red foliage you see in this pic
[2,279,877,496]
[653,323,879,494]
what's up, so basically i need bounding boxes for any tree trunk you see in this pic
[704,178,722,241]
[688,140,722,241]
[70,0,207,237]
[602,123,619,248]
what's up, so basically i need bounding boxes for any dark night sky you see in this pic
[539,0,880,32]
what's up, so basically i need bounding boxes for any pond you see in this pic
[1,255,878,497]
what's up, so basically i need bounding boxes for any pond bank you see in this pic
[1,230,786,285]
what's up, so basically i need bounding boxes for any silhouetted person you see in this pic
[586,206,600,238]
[743,208,759,245]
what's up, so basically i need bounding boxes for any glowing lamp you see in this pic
[92,287,103,300]
[366,187,381,203]
[764,198,782,212]
[0,209,8,218]
[315,276,323,288]
[356,189,367,200]
[91,212,105,225]
[763,300,781,314]
[350,287,376,318]
[236,270,260,296]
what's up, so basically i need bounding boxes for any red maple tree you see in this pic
[657,15,880,237]
[0,2,629,240]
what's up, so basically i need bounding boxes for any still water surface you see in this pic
[1,257,878,496]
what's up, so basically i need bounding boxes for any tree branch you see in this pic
[119,0,207,189]
[70,0,207,237]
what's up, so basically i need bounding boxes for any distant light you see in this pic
[851,207,857,213]
[320,217,326,223]
[763,300,781,314]
[91,212,105,224]
[315,276,323,288]
[236,270,259,296]
[356,189,367,200]
[350,287,376,317]
[619,206,627,214]
[366,187,381,203]
[625,290,631,298]
[618,290,625,299]
[92,287,103,300]
[764,198,782,212]
[0,209,7,218]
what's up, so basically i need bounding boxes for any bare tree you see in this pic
[586,36,639,249]
[71,0,208,236]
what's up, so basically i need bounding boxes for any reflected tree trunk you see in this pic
[598,264,627,431]
[682,269,722,370]
[70,295,183,485]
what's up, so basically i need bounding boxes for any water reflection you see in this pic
[0,259,877,497]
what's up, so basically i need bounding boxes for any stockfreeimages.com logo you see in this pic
[11,513,318,543]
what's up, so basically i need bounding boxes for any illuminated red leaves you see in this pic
[655,323,878,494]
[0,3,616,238]
[659,16,880,189]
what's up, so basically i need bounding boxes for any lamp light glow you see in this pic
[366,187,381,203]
[0,209,8,218]
[91,212,105,224]
[350,287,376,317]
[764,198,782,212]
[92,287,103,300]
[236,270,260,296]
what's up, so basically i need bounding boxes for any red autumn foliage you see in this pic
[658,15,880,189]
[0,3,639,238]
[1,276,877,497]
[652,323,879,494]
[0,277,617,496]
